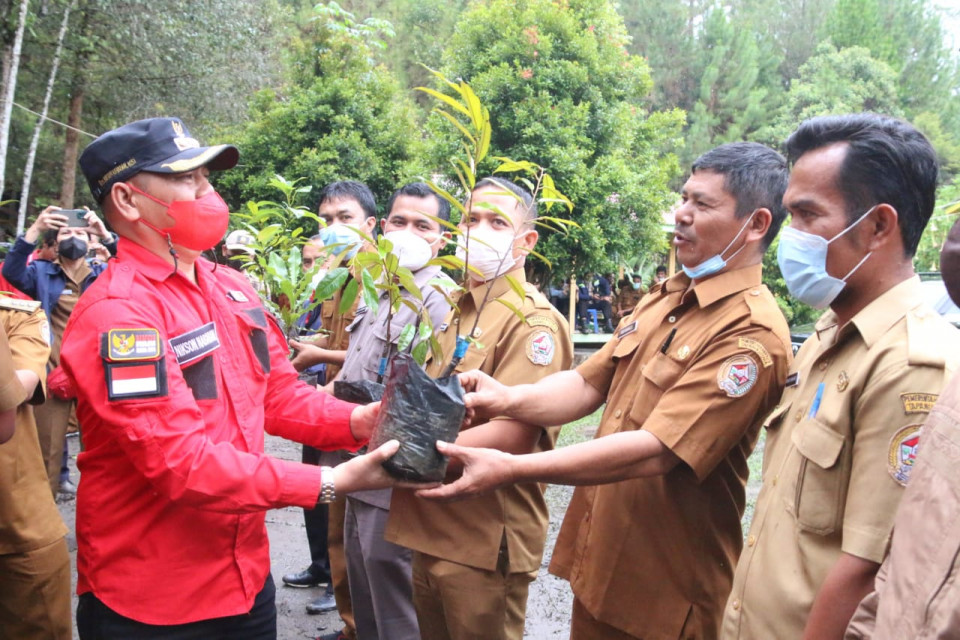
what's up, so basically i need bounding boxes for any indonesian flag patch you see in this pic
[101,328,167,400]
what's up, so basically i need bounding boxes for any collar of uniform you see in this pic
[687,263,763,308]
[829,276,925,348]
[374,264,443,303]
[464,267,527,309]
[116,237,217,283]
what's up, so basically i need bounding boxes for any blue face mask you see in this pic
[777,206,875,309]
[320,224,363,260]
[681,211,756,281]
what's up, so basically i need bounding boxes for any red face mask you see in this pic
[127,184,230,252]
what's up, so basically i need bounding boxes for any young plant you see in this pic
[417,68,576,376]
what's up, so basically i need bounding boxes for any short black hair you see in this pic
[691,142,789,250]
[317,180,377,220]
[42,228,59,247]
[656,265,667,274]
[785,113,938,258]
[473,177,537,224]
[386,182,451,222]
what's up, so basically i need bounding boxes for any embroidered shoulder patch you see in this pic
[527,315,559,332]
[888,424,922,487]
[717,355,758,398]
[738,337,772,368]
[526,331,555,366]
[100,328,166,400]
[900,393,937,415]
[104,328,161,361]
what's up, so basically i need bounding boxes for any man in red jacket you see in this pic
[62,117,401,638]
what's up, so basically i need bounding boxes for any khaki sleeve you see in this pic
[0,320,25,411]
[7,308,51,405]
[841,362,949,563]
[575,328,620,395]
[642,325,789,481]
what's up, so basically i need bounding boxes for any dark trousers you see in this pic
[77,575,276,639]
[302,445,333,583]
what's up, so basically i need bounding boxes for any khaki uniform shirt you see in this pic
[0,298,64,554]
[339,264,452,508]
[49,263,90,367]
[386,268,572,573]
[320,280,361,381]
[724,277,960,639]
[845,368,960,640]
[551,265,791,639]
[616,286,642,316]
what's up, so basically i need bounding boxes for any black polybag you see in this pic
[368,352,466,482]
[333,379,385,405]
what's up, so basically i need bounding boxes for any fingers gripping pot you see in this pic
[367,352,466,482]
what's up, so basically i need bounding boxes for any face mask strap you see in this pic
[719,210,757,260]
[827,205,877,246]
[841,251,872,282]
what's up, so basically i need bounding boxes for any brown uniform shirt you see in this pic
[320,278,361,381]
[615,286,642,317]
[387,268,572,573]
[845,368,960,640]
[724,277,960,639]
[0,299,64,554]
[49,263,91,367]
[551,264,791,639]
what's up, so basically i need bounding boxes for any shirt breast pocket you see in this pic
[627,353,684,426]
[233,307,271,376]
[791,417,846,535]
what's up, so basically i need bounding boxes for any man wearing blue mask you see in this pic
[282,180,378,639]
[419,143,793,639]
[723,114,960,639]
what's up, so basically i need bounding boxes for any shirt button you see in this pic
[732,599,741,611]
[818,362,828,371]
[668,315,677,323]
[614,409,622,418]
[747,534,756,547]
[772,475,778,486]
[795,410,803,422]
[750,290,759,296]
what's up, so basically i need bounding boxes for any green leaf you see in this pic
[415,86,472,120]
[412,341,429,366]
[361,269,379,315]
[505,274,526,300]
[477,117,492,165]
[313,267,349,302]
[339,278,359,314]
[396,268,423,301]
[494,298,527,323]
[435,109,477,146]
[397,323,416,352]
[429,334,444,366]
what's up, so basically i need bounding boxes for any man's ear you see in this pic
[106,182,142,224]
[865,203,899,251]
[518,227,539,252]
[379,218,387,234]
[746,208,772,244]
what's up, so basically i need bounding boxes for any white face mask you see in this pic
[385,229,434,271]
[455,228,518,282]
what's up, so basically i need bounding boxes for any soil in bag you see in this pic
[369,352,466,482]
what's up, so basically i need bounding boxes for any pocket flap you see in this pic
[762,403,790,431]
[641,353,684,390]
[792,418,844,469]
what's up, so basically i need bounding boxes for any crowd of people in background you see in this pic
[2,110,960,640]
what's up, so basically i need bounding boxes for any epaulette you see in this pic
[906,307,954,369]
[0,296,41,313]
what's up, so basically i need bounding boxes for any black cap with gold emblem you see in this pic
[79,117,239,202]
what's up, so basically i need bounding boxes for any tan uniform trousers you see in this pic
[328,495,357,639]
[412,551,537,640]
[0,537,71,639]
[33,396,74,497]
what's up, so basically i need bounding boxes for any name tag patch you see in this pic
[786,372,800,387]
[170,322,221,366]
[617,321,638,339]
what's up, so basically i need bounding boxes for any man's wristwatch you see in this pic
[317,466,336,505]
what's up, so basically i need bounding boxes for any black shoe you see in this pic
[282,566,326,588]
[306,585,337,614]
[59,479,77,495]
[604,324,615,334]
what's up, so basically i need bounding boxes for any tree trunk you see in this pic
[59,83,84,208]
[18,0,74,233]
[0,0,31,200]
